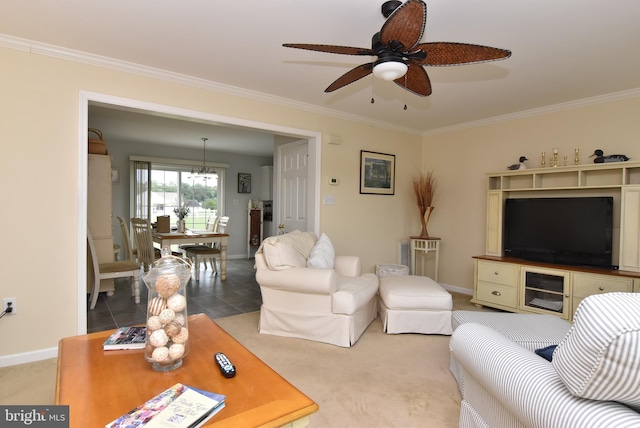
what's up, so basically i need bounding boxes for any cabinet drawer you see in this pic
[476,281,518,308]
[572,273,632,298]
[477,261,519,286]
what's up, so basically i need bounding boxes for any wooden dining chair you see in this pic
[131,217,184,271]
[186,216,230,281]
[117,216,136,261]
[87,228,141,309]
[215,216,229,236]
[179,215,219,255]
[130,217,162,271]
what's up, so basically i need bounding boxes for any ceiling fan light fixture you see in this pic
[284,0,510,97]
[372,60,408,81]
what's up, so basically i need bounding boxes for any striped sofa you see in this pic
[450,293,640,428]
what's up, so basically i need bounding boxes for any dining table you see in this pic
[152,230,230,280]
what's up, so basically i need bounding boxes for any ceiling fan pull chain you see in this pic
[371,74,375,104]
[403,74,408,110]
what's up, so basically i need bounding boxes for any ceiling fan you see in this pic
[283,0,511,96]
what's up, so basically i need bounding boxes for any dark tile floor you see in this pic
[87,258,262,333]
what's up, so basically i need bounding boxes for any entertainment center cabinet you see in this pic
[473,161,640,320]
[473,256,639,320]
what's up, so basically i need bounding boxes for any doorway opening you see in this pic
[77,91,320,333]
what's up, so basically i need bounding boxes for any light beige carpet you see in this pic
[216,312,461,427]
[0,356,57,405]
[0,292,495,426]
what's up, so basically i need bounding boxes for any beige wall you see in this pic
[423,97,640,292]
[2,43,639,364]
[0,46,422,362]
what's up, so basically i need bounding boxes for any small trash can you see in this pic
[376,264,410,278]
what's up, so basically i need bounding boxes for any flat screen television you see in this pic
[503,197,614,269]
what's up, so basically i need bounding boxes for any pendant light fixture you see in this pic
[191,137,215,176]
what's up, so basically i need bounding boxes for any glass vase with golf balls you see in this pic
[143,247,192,372]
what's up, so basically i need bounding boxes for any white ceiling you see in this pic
[2,0,640,153]
[87,105,279,157]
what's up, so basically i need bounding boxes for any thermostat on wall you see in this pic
[329,177,339,186]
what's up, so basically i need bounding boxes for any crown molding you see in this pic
[423,88,640,137]
[4,33,637,139]
[0,33,422,136]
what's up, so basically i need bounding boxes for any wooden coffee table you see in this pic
[56,314,318,427]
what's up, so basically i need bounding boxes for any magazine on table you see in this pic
[102,326,147,350]
[105,383,225,428]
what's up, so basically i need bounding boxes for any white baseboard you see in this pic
[440,283,473,296]
[0,347,58,368]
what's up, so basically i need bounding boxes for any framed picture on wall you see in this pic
[360,150,395,195]
[238,173,251,193]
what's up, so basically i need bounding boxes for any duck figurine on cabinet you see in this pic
[590,149,630,163]
[507,156,528,170]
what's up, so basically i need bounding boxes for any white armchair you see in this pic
[255,231,378,347]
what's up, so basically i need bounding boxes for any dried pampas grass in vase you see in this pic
[412,171,436,238]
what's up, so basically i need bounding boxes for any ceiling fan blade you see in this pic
[414,42,511,66]
[325,63,374,92]
[394,64,431,96]
[283,43,374,56]
[379,0,426,50]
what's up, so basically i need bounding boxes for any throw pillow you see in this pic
[262,236,306,270]
[307,233,335,269]
[552,293,640,410]
[260,230,318,270]
[534,345,557,362]
[277,230,317,259]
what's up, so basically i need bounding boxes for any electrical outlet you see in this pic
[3,297,16,315]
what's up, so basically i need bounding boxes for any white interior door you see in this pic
[278,140,308,234]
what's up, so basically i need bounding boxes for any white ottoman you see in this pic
[378,275,453,335]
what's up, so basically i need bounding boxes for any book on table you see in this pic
[102,326,147,350]
[105,383,226,428]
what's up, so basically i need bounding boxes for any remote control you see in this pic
[214,352,236,378]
